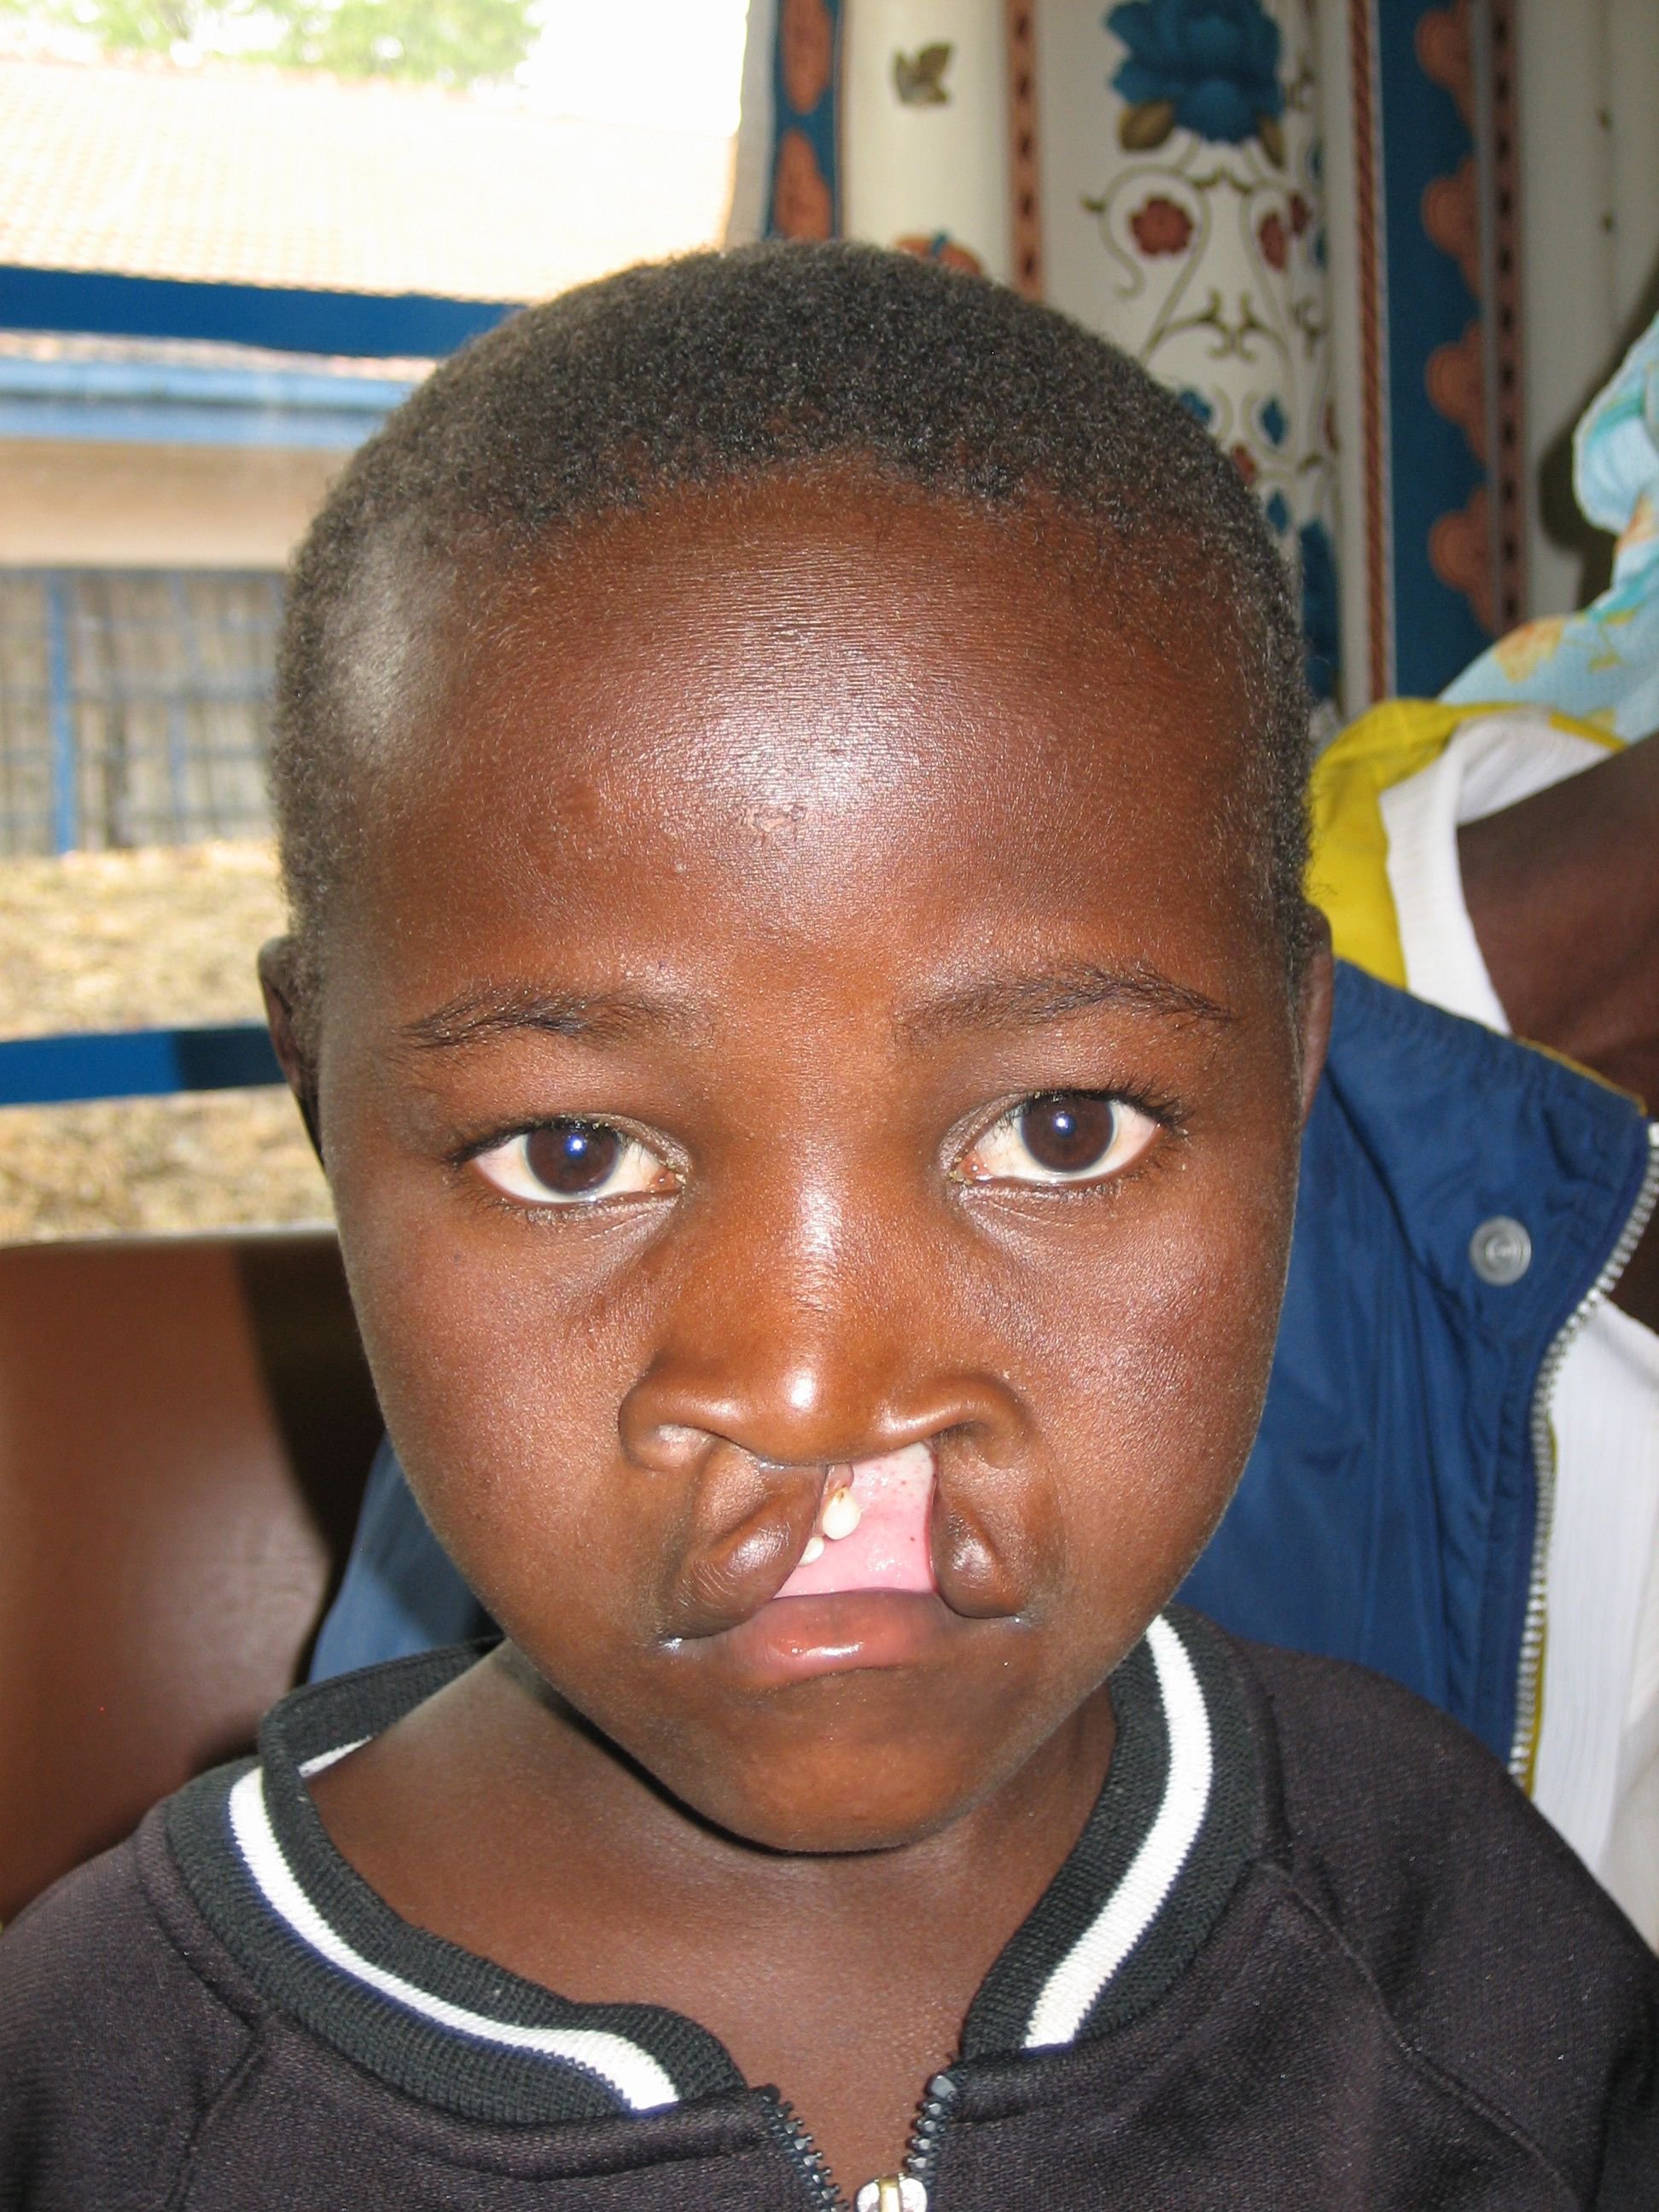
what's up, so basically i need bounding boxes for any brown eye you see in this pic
[958,1092,1161,1187]
[471,1121,673,1208]
[1016,1095,1118,1175]
[524,1122,621,1195]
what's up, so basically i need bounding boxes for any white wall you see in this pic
[0,441,343,568]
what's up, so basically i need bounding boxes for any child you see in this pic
[3,244,1655,2209]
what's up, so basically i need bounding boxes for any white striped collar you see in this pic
[168,1610,1260,2123]
[1025,1615,1215,2048]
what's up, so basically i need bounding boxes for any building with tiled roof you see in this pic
[0,52,735,302]
[0,49,738,853]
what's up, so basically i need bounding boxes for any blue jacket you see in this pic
[1184,962,1654,1769]
[314,964,1657,1772]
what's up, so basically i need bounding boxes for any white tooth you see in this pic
[820,1486,862,1541]
[800,1534,826,1564]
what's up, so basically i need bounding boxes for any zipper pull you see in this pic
[855,2181,926,2212]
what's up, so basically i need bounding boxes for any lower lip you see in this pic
[713,1591,956,1685]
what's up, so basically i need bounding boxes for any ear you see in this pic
[1295,905,1334,1126]
[258,936,325,1167]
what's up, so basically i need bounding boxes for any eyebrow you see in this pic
[402,963,1234,1051]
[898,962,1237,1041]
[400,982,700,1051]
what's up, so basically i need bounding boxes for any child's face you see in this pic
[300,474,1327,1853]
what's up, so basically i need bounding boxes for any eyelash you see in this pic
[955,1082,1180,1191]
[453,1081,1182,1215]
[454,1118,678,1214]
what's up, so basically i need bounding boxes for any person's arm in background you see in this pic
[1460,731,1659,1329]
[1275,679,1659,1940]
[1453,724,1659,1941]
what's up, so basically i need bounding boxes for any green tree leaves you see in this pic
[2,0,539,86]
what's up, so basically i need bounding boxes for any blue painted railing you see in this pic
[0,352,421,450]
[43,574,75,856]
[0,1024,282,1107]
[0,267,515,361]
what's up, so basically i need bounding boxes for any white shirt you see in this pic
[1379,711,1659,1943]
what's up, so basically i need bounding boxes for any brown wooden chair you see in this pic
[0,1229,381,1923]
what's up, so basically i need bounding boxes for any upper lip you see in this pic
[773,1442,939,1595]
[666,1441,940,1635]
[663,1432,1042,1639]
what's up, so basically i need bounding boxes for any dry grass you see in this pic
[0,842,330,1240]
[0,841,285,1033]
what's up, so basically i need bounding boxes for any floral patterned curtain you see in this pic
[1049,0,1338,713]
[742,0,1342,714]
[736,0,1550,716]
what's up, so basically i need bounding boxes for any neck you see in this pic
[308,1639,1116,2002]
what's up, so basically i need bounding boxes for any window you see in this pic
[0,0,750,1239]
[0,568,282,855]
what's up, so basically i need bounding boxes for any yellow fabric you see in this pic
[1307,701,1623,984]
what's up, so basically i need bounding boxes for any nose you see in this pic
[615,1177,1020,1476]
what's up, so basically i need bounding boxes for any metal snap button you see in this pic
[1470,1215,1532,1285]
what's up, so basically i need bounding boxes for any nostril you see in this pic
[620,1417,709,1475]
[619,1351,1030,1485]
[667,1446,825,1634]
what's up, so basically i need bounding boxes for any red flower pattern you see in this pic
[1130,196,1195,256]
[1289,191,1311,236]
[1257,211,1288,271]
[1229,445,1258,486]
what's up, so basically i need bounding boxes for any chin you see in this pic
[684,1767,983,1857]
[636,1687,1040,1857]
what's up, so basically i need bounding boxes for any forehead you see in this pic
[337,476,1270,1008]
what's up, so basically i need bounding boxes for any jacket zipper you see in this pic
[765,2095,848,2211]
[887,2071,958,2206]
[1509,1124,1659,1784]
[766,2070,960,2212]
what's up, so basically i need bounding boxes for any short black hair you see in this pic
[271,241,1312,1010]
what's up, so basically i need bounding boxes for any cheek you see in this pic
[329,1167,666,1627]
[1022,1167,1294,1602]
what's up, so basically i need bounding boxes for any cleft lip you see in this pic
[772,1441,938,1601]
[663,1434,1046,1679]
[664,1441,941,1639]
[666,1451,823,1639]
